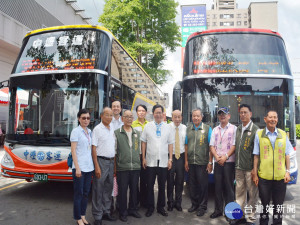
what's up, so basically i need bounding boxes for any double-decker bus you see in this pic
[1,25,164,182]
[173,28,297,184]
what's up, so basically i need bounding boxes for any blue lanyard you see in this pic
[155,122,162,137]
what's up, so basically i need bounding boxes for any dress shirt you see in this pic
[253,127,293,155]
[111,116,123,131]
[140,121,175,167]
[169,122,187,154]
[209,122,237,146]
[92,122,115,158]
[70,125,94,172]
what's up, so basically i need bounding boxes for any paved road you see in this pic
[0,142,299,225]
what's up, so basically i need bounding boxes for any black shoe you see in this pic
[145,209,153,217]
[83,222,91,225]
[167,205,173,211]
[157,208,168,216]
[246,223,255,225]
[197,209,205,217]
[119,215,128,222]
[94,220,102,225]
[174,205,182,212]
[210,211,222,219]
[230,218,247,225]
[102,214,117,221]
[188,205,199,213]
[129,211,142,218]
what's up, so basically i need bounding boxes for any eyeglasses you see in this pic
[80,117,90,120]
[123,116,134,120]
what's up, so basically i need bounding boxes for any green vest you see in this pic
[257,128,286,180]
[115,126,141,171]
[235,121,259,171]
[186,123,210,165]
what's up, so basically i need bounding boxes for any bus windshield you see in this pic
[182,77,295,143]
[184,33,291,75]
[13,29,110,73]
[7,73,107,145]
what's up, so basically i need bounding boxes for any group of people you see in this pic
[70,101,292,225]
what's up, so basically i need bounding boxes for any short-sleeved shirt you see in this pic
[169,122,187,154]
[70,125,94,172]
[253,127,293,156]
[132,119,148,133]
[140,121,175,168]
[110,116,123,131]
[92,122,115,158]
[209,123,237,146]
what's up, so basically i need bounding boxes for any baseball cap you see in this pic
[218,107,229,114]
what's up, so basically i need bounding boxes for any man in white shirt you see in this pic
[167,110,186,212]
[92,107,117,225]
[111,100,123,131]
[141,104,174,217]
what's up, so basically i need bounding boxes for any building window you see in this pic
[213,22,217,26]
[244,21,247,26]
[244,13,247,18]
[237,14,241,18]
[213,14,217,19]
[220,14,234,19]
[220,22,234,26]
[237,21,241,26]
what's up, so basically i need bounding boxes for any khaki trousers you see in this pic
[235,169,259,223]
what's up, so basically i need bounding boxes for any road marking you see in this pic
[0,180,26,191]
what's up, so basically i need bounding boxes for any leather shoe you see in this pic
[188,205,199,213]
[129,211,142,218]
[230,218,247,225]
[145,209,153,217]
[174,205,182,211]
[197,209,205,217]
[157,208,168,216]
[94,220,102,225]
[246,223,255,225]
[102,214,117,221]
[119,215,128,222]
[210,211,222,219]
[167,205,173,211]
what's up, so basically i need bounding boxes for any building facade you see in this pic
[206,0,278,30]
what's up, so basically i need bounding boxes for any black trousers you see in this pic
[189,164,209,210]
[139,156,148,207]
[258,177,287,225]
[117,170,140,216]
[147,166,168,210]
[167,153,185,207]
[213,162,235,213]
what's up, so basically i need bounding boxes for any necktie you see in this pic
[175,127,180,159]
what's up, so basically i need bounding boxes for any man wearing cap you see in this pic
[230,104,259,225]
[185,108,213,217]
[167,110,187,212]
[252,110,292,225]
[210,107,237,220]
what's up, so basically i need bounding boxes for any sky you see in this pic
[76,0,300,114]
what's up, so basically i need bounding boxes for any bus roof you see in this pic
[187,28,281,43]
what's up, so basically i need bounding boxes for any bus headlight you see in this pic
[1,152,15,169]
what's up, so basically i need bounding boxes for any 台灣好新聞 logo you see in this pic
[225,202,243,219]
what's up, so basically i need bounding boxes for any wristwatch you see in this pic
[225,153,229,160]
[286,169,290,173]
[209,161,213,165]
[169,159,173,162]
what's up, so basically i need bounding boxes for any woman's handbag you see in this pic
[67,152,73,168]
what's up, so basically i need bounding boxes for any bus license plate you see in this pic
[33,173,48,182]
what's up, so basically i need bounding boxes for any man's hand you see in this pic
[168,160,172,170]
[206,163,213,173]
[95,165,101,179]
[284,172,291,183]
[142,158,147,169]
[252,173,259,186]
[217,155,226,166]
[185,161,189,172]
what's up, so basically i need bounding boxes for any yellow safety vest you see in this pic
[258,128,286,180]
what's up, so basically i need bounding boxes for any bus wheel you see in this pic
[25,178,33,182]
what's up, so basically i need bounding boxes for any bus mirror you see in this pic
[0,80,9,89]
[173,81,182,111]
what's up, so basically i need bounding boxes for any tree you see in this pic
[99,0,181,84]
